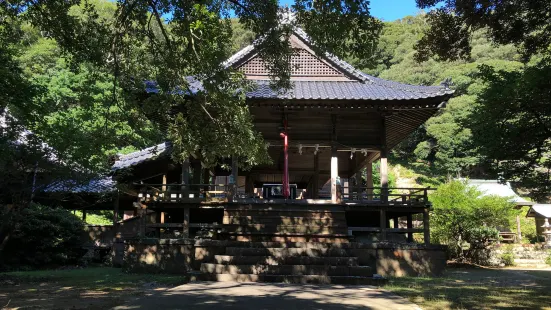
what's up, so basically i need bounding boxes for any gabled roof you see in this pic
[225,27,454,101]
[463,179,533,206]
[111,142,172,171]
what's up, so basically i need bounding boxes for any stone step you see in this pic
[223,216,344,225]
[200,263,372,277]
[213,241,351,249]
[229,234,350,243]
[214,255,359,266]
[225,247,350,257]
[514,258,547,264]
[199,274,387,285]
[223,224,347,235]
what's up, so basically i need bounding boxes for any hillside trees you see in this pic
[415,0,551,200]
[358,15,524,184]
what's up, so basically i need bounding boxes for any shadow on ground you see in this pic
[386,266,551,310]
[114,281,418,310]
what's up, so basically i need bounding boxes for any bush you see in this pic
[546,251,551,266]
[0,204,85,270]
[500,245,516,266]
[430,180,515,261]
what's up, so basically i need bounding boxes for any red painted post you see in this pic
[280,120,290,199]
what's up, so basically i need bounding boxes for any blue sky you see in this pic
[279,0,428,21]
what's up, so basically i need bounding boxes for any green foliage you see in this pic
[74,210,113,225]
[467,60,551,201]
[0,204,85,270]
[546,251,551,266]
[510,207,539,244]
[2,0,385,171]
[415,0,551,62]
[499,245,516,267]
[430,180,514,260]
[411,1,551,200]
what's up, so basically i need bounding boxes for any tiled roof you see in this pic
[45,177,116,193]
[146,27,454,101]
[247,80,451,101]
[111,142,172,171]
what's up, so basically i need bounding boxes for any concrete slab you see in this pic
[114,281,420,310]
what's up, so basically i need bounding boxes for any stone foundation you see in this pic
[122,239,447,277]
[123,238,195,274]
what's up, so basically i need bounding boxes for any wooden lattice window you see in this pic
[238,49,344,77]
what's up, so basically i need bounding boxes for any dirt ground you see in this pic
[2,266,551,309]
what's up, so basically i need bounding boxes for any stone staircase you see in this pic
[198,204,385,285]
[199,241,384,284]
[220,204,350,243]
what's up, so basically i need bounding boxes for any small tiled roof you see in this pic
[45,177,116,193]
[111,142,172,171]
[527,204,551,218]
[463,179,533,206]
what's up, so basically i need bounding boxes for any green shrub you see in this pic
[0,204,85,270]
[430,180,515,261]
[500,249,516,266]
[545,251,551,266]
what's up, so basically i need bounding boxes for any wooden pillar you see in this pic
[423,208,430,245]
[380,114,388,203]
[155,210,163,238]
[245,175,255,198]
[380,149,388,203]
[113,191,119,230]
[182,207,190,238]
[407,214,413,243]
[393,216,399,228]
[162,174,167,192]
[366,162,373,199]
[82,210,87,222]
[379,209,387,241]
[516,215,522,243]
[202,168,210,198]
[230,156,238,201]
[313,153,319,199]
[331,144,338,203]
[181,159,190,199]
[355,170,363,200]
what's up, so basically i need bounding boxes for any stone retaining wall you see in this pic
[122,239,447,277]
[471,244,551,267]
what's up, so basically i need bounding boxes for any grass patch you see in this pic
[1,267,188,290]
[386,267,551,310]
[0,267,190,309]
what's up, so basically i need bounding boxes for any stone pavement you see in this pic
[114,281,420,310]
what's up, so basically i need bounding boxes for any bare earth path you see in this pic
[114,282,420,310]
